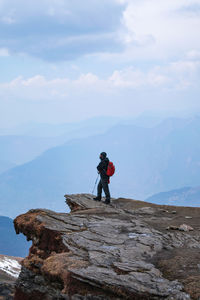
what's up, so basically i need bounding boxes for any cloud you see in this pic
[0,47,9,56]
[109,58,200,90]
[0,73,103,101]
[1,0,200,63]
[0,58,200,127]
[103,0,200,62]
[0,0,125,61]
[178,3,200,16]
[186,50,200,60]
[0,57,199,104]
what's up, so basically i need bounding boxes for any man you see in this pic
[93,152,111,204]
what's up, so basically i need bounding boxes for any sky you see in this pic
[0,0,200,128]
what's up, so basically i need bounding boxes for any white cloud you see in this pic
[109,58,200,90]
[109,68,144,88]
[169,60,200,74]
[0,47,9,56]
[186,50,200,60]
[108,0,200,61]
[0,74,105,101]
[0,57,199,103]
[0,0,125,61]
[1,15,15,24]
[1,8,16,24]
[0,0,199,63]
[0,60,200,127]
[109,67,171,89]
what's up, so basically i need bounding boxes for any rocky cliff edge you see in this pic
[13,194,200,300]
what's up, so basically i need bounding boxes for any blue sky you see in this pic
[0,0,200,128]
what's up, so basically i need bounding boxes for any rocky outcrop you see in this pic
[0,282,14,300]
[13,194,200,299]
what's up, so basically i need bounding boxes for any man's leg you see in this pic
[93,180,102,201]
[97,180,103,199]
[102,179,110,204]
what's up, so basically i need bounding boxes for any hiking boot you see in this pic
[103,200,110,205]
[93,197,101,201]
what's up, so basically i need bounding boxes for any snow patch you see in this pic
[0,256,21,278]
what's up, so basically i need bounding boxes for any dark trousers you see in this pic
[97,178,110,201]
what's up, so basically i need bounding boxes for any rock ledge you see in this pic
[13,194,200,299]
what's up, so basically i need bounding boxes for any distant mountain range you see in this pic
[0,116,122,138]
[146,186,200,207]
[0,116,200,217]
[0,160,16,175]
[0,135,60,167]
[0,216,30,257]
[0,117,122,173]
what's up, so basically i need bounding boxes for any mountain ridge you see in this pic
[146,185,200,206]
[0,216,30,257]
[1,116,200,217]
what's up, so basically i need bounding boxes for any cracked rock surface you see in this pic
[13,194,200,299]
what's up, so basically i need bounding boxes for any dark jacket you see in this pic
[97,157,109,180]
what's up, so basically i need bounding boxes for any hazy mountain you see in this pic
[0,160,16,175]
[0,117,122,166]
[1,116,200,217]
[0,116,122,138]
[146,186,200,207]
[0,216,30,257]
[2,114,194,137]
[0,135,61,165]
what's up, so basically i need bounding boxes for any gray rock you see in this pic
[13,194,200,300]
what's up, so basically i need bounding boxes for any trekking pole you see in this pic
[92,174,99,194]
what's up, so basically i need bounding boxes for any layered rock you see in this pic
[13,194,200,299]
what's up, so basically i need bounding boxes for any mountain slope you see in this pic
[146,186,200,206]
[0,117,121,166]
[1,116,200,217]
[0,116,121,137]
[0,135,61,165]
[0,216,30,257]
[0,160,16,175]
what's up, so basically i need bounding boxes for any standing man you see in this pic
[93,152,111,204]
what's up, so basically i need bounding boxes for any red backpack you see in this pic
[106,161,115,177]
